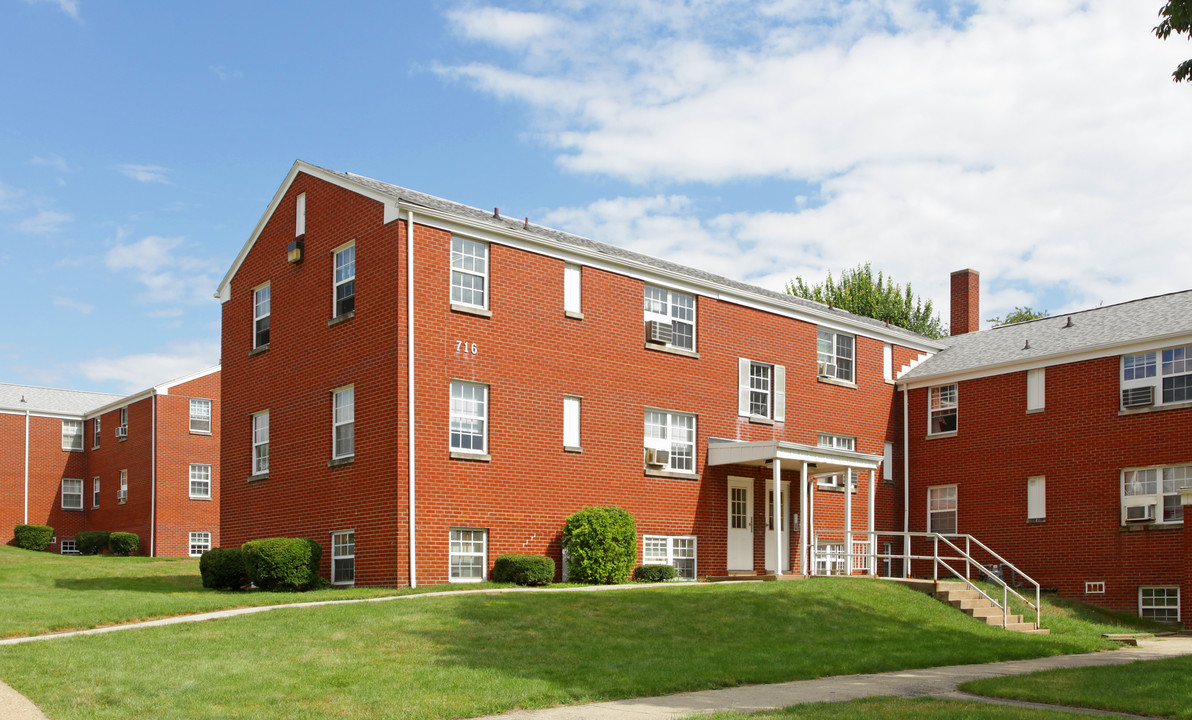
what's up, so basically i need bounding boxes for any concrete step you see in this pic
[938,589,983,601]
[942,594,988,608]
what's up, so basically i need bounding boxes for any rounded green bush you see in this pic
[109,532,140,556]
[242,538,322,592]
[632,564,677,582]
[561,506,637,584]
[492,554,555,586]
[200,548,249,590]
[13,524,54,551]
[75,530,111,555]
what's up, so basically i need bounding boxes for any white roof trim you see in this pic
[84,365,220,419]
[707,437,882,474]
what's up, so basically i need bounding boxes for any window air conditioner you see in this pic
[818,362,836,378]
[1125,503,1155,522]
[1121,387,1154,408]
[644,447,670,466]
[645,320,673,345]
[117,489,127,502]
[115,425,128,438]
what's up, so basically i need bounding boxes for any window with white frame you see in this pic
[331,531,355,584]
[118,469,128,503]
[92,477,100,508]
[334,243,356,317]
[190,464,212,499]
[93,416,101,448]
[332,386,355,459]
[450,381,488,454]
[643,535,697,580]
[190,398,212,434]
[1122,465,1187,525]
[816,543,846,576]
[252,411,269,475]
[62,478,83,510]
[816,328,854,382]
[1139,586,1179,622]
[61,420,83,451]
[928,485,957,534]
[738,359,785,421]
[451,236,488,309]
[118,407,128,437]
[564,262,582,315]
[253,283,271,348]
[61,539,78,554]
[643,285,696,351]
[563,395,581,450]
[1027,476,1046,520]
[815,433,858,490]
[1026,368,1045,411]
[643,409,696,473]
[449,528,487,582]
[929,384,958,435]
[1121,345,1192,408]
[189,532,211,557]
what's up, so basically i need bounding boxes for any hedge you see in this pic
[13,524,53,551]
[109,532,139,556]
[76,531,111,555]
[561,506,637,584]
[200,548,249,590]
[492,554,554,586]
[633,564,676,582]
[242,538,323,591]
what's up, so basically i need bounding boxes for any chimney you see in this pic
[950,269,980,336]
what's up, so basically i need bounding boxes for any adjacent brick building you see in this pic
[1,367,221,557]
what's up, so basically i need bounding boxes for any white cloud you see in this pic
[53,296,93,314]
[23,0,79,21]
[78,340,221,394]
[16,209,71,234]
[446,6,562,48]
[105,235,221,304]
[117,164,171,184]
[30,153,71,173]
[0,181,24,212]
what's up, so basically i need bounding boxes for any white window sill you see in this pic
[189,430,213,436]
[451,304,492,318]
[564,445,582,454]
[1026,517,1046,524]
[643,343,700,359]
[927,431,958,439]
[1120,521,1183,532]
[817,376,857,389]
[1119,400,1192,416]
[816,484,859,494]
[328,456,355,468]
[189,496,212,501]
[449,577,486,584]
[747,416,774,426]
[248,473,269,482]
[1026,408,1045,415]
[328,310,355,327]
[249,343,270,357]
[450,451,491,462]
[644,468,700,481]
[564,310,584,320]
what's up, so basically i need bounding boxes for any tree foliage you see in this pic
[1155,0,1192,83]
[785,263,946,339]
[987,307,1049,327]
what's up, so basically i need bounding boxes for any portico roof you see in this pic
[707,437,882,476]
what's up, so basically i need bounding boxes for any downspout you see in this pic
[407,209,417,588]
[150,394,157,557]
[902,385,910,578]
[23,410,30,524]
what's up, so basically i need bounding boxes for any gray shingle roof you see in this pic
[0,384,124,416]
[900,289,1192,381]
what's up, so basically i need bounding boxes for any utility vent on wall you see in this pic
[645,320,673,345]
[1085,581,1105,594]
[1121,386,1154,408]
[1125,504,1155,522]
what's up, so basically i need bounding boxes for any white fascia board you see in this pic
[154,365,221,395]
[84,388,155,421]
[402,204,942,352]
[898,331,1192,391]
[0,408,84,420]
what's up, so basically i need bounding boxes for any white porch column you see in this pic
[772,458,783,576]
[799,461,808,575]
[868,469,876,575]
[808,469,816,574]
[844,466,853,574]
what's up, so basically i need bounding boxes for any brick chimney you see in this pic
[950,269,980,336]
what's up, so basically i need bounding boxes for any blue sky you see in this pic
[3,0,1191,394]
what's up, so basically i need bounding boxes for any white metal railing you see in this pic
[811,530,1042,630]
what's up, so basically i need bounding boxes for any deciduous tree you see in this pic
[786,263,945,339]
[1155,0,1192,83]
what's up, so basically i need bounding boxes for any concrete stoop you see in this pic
[934,581,1049,634]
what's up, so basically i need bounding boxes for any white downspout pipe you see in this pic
[799,461,808,575]
[844,464,852,574]
[23,410,30,524]
[808,470,815,574]
[868,469,876,575]
[150,394,157,557]
[407,209,418,588]
[772,459,782,576]
[902,385,910,578]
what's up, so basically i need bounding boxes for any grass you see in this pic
[696,697,1089,720]
[961,654,1192,719]
[0,575,1159,720]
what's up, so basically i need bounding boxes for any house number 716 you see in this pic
[456,340,478,355]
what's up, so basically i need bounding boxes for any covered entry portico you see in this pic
[708,438,883,576]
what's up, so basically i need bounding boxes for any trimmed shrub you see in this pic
[200,548,249,590]
[492,554,554,586]
[13,524,54,551]
[109,532,140,556]
[76,531,111,555]
[242,538,322,592]
[633,564,676,583]
[561,506,637,584]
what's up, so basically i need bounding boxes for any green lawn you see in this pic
[0,576,1156,720]
[961,654,1192,719]
[697,697,1088,720]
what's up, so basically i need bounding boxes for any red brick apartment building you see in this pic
[217,161,1189,622]
[1,367,221,557]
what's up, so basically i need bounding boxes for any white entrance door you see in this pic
[765,481,791,572]
[727,478,753,571]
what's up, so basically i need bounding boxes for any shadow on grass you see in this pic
[53,575,203,592]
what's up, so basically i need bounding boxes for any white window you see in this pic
[883,442,894,482]
[118,407,128,437]
[644,285,696,351]
[331,531,355,584]
[816,328,854,382]
[61,539,78,555]
[92,416,101,448]
[295,192,306,235]
[450,381,488,454]
[334,243,356,317]
[929,384,958,435]
[738,359,786,421]
[451,236,488,309]
[643,535,697,580]
[817,433,855,451]
[253,283,271,349]
[882,343,893,382]
[816,543,847,575]
[1122,465,1187,525]
[1121,345,1192,408]
[189,532,211,557]
[1140,587,1179,622]
[190,464,212,499]
[564,262,582,315]
[62,478,83,510]
[333,386,355,459]
[644,409,696,473]
[449,528,487,582]
[190,398,212,434]
[1085,581,1105,594]
[252,411,269,475]
[563,395,581,450]
[928,485,957,534]
[118,469,128,503]
[61,420,83,451]
[92,477,100,508]
[1026,368,1045,411]
[1027,476,1046,520]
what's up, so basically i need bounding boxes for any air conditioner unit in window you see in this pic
[115,425,128,438]
[817,362,836,378]
[117,489,127,503]
[645,320,673,345]
[1125,503,1155,522]
[1121,387,1154,408]
[644,447,670,466]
